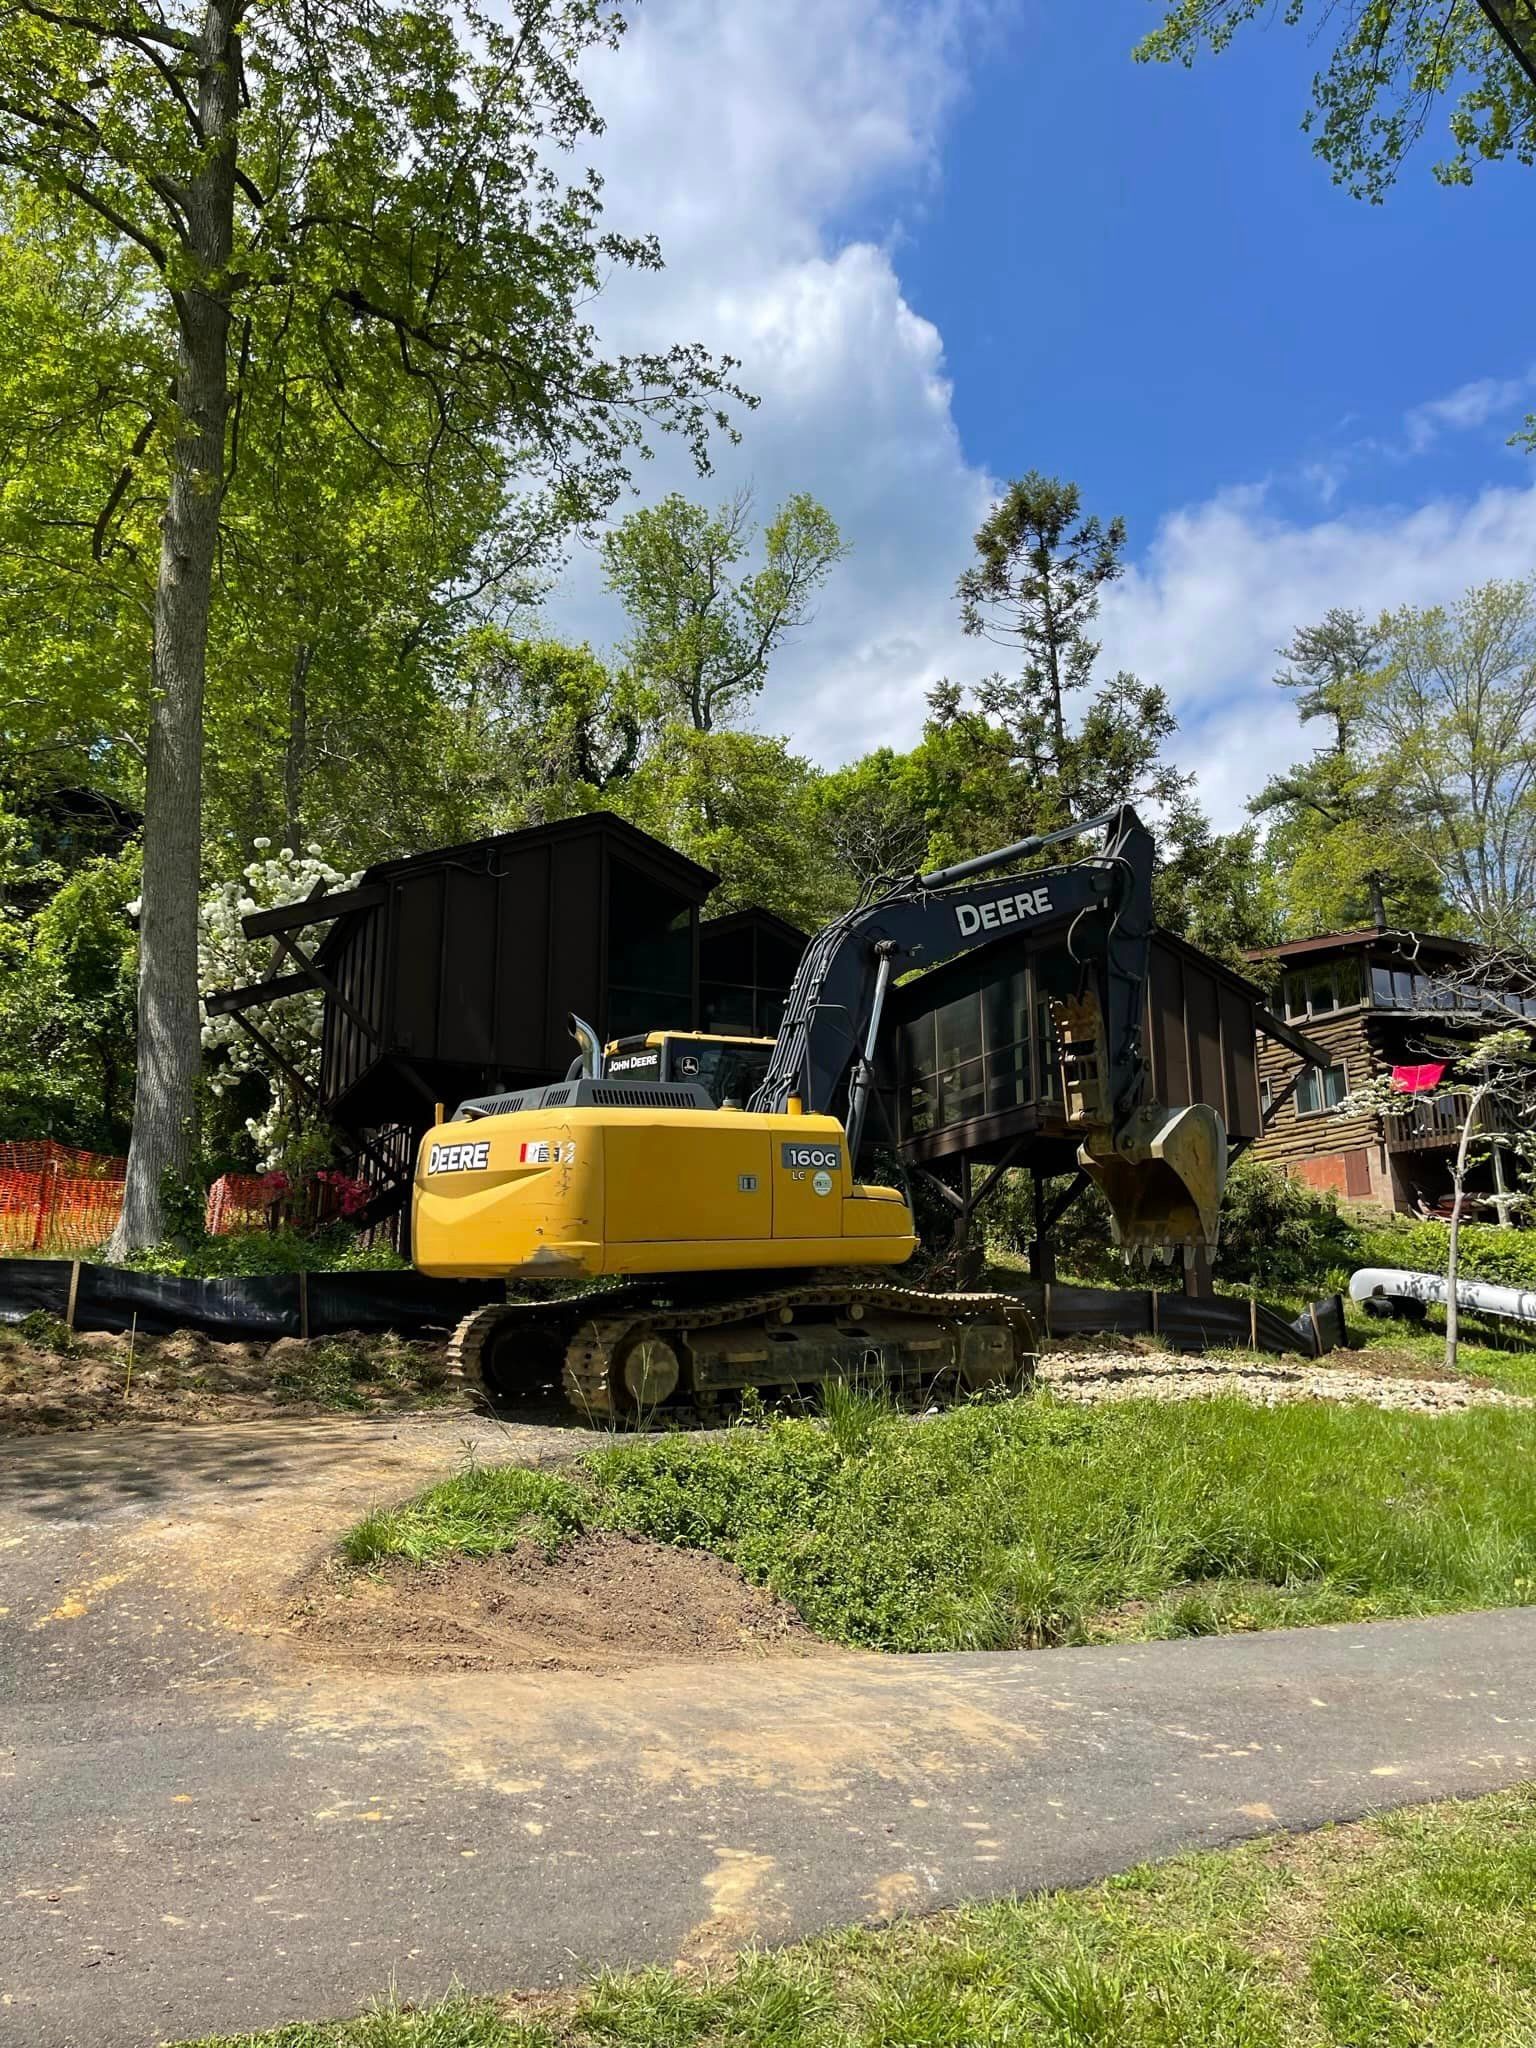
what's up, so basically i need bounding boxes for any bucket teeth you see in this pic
[1078,1102,1228,1261]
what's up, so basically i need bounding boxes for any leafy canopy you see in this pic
[1137,1,1536,201]
[601,489,848,733]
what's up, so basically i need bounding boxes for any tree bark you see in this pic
[1369,872,1387,930]
[110,4,239,1254]
[284,643,313,850]
[1444,1080,1489,1375]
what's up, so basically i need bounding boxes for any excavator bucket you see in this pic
[1050,989,1228,1261]
[1078,1102,1228,1262]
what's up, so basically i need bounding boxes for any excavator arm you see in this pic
[751,805,1227,1258]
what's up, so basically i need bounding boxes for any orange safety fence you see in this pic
[206,1172,281,1238]
[0,1141,127,1255]
[1,1146,376,1255]
[205,1169,372,1236]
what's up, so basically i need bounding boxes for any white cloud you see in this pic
[544,0,994,759]
[1403,368,1536,453]
[1101,479,1536,828]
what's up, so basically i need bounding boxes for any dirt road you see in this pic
[3,1414,1534,2048]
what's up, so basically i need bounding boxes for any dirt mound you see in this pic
[288,1531,813,1674]
[0,1323,470,1434]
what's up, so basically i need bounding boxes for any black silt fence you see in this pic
[1014,1280,1344,1359]
[0,1259,1345,1359]
[0,1260,501,1341]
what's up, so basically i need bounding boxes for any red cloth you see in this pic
[1391,1062,1447,1095]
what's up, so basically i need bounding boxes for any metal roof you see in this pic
[1244,929,1475,964]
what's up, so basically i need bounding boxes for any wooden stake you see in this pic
[65,1260,81,1332]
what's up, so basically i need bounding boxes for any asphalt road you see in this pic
[3,1417,1535,2048]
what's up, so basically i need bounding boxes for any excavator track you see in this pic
[449,1277,1036,1427]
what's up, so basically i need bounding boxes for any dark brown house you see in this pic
[205,813,806,1227]
[1244,930,1536,1217]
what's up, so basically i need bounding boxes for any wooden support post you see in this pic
[1028,1169,1057,1282]
[65,1260,81,1331]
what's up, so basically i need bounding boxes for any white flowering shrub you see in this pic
[199,842,359,1172]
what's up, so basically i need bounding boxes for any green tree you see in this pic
[813,748,932,890]
[205,364,558,863]
[617,728,842,930]
[1253,608,1444,935]
[1370,577,1536,947]
[0,1,744,1249]
[1153,804,1283,965]
[957,472,1127,777]
[601,489,848,733]
[0,817,139,1151]
[0,195,159,811]
[391,632,647,851]
[1274,607,1383,753]
[951,474,1194,837]
[1137,1,1536,201]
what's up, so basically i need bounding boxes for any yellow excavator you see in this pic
[414,806,1227,1421]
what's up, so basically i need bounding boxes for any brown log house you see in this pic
[1243,930,1536,1220]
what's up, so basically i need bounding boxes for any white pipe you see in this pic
[1349,1266,1536,1326]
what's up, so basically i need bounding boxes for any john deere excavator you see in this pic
[414,805,1227,1422]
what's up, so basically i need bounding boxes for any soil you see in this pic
[287,1530,813,1674]
[0,1324,474,1435]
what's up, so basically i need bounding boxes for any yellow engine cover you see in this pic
[412,1108,917,1280]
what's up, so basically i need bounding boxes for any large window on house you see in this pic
[900,965,1038,1136]
[1281,958,1362,1020]
[1295,1061,1348,1116]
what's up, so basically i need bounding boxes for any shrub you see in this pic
[1208,1157,1362,1291]
[124,1225,406,1277]
[1354,1219,1536,1293]
[989,1156,1364,1294]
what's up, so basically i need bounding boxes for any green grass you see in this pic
[341,1391,1536,1652]
[172,1785,1536,2046]
[1347,1308,1536,1399]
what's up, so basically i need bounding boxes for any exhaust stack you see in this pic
[567,1013,602,1079]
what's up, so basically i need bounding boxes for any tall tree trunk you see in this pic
[284,643,313,850]
[111,4,239,1254]
[1369,872,1387,930]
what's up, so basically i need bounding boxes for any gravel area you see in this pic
[1040,1350,1534,1413]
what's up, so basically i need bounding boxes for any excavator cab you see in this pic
[603,1031,776,1109]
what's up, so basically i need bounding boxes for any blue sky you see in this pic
[558,0,1536,828]
[896,1,1535,538]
